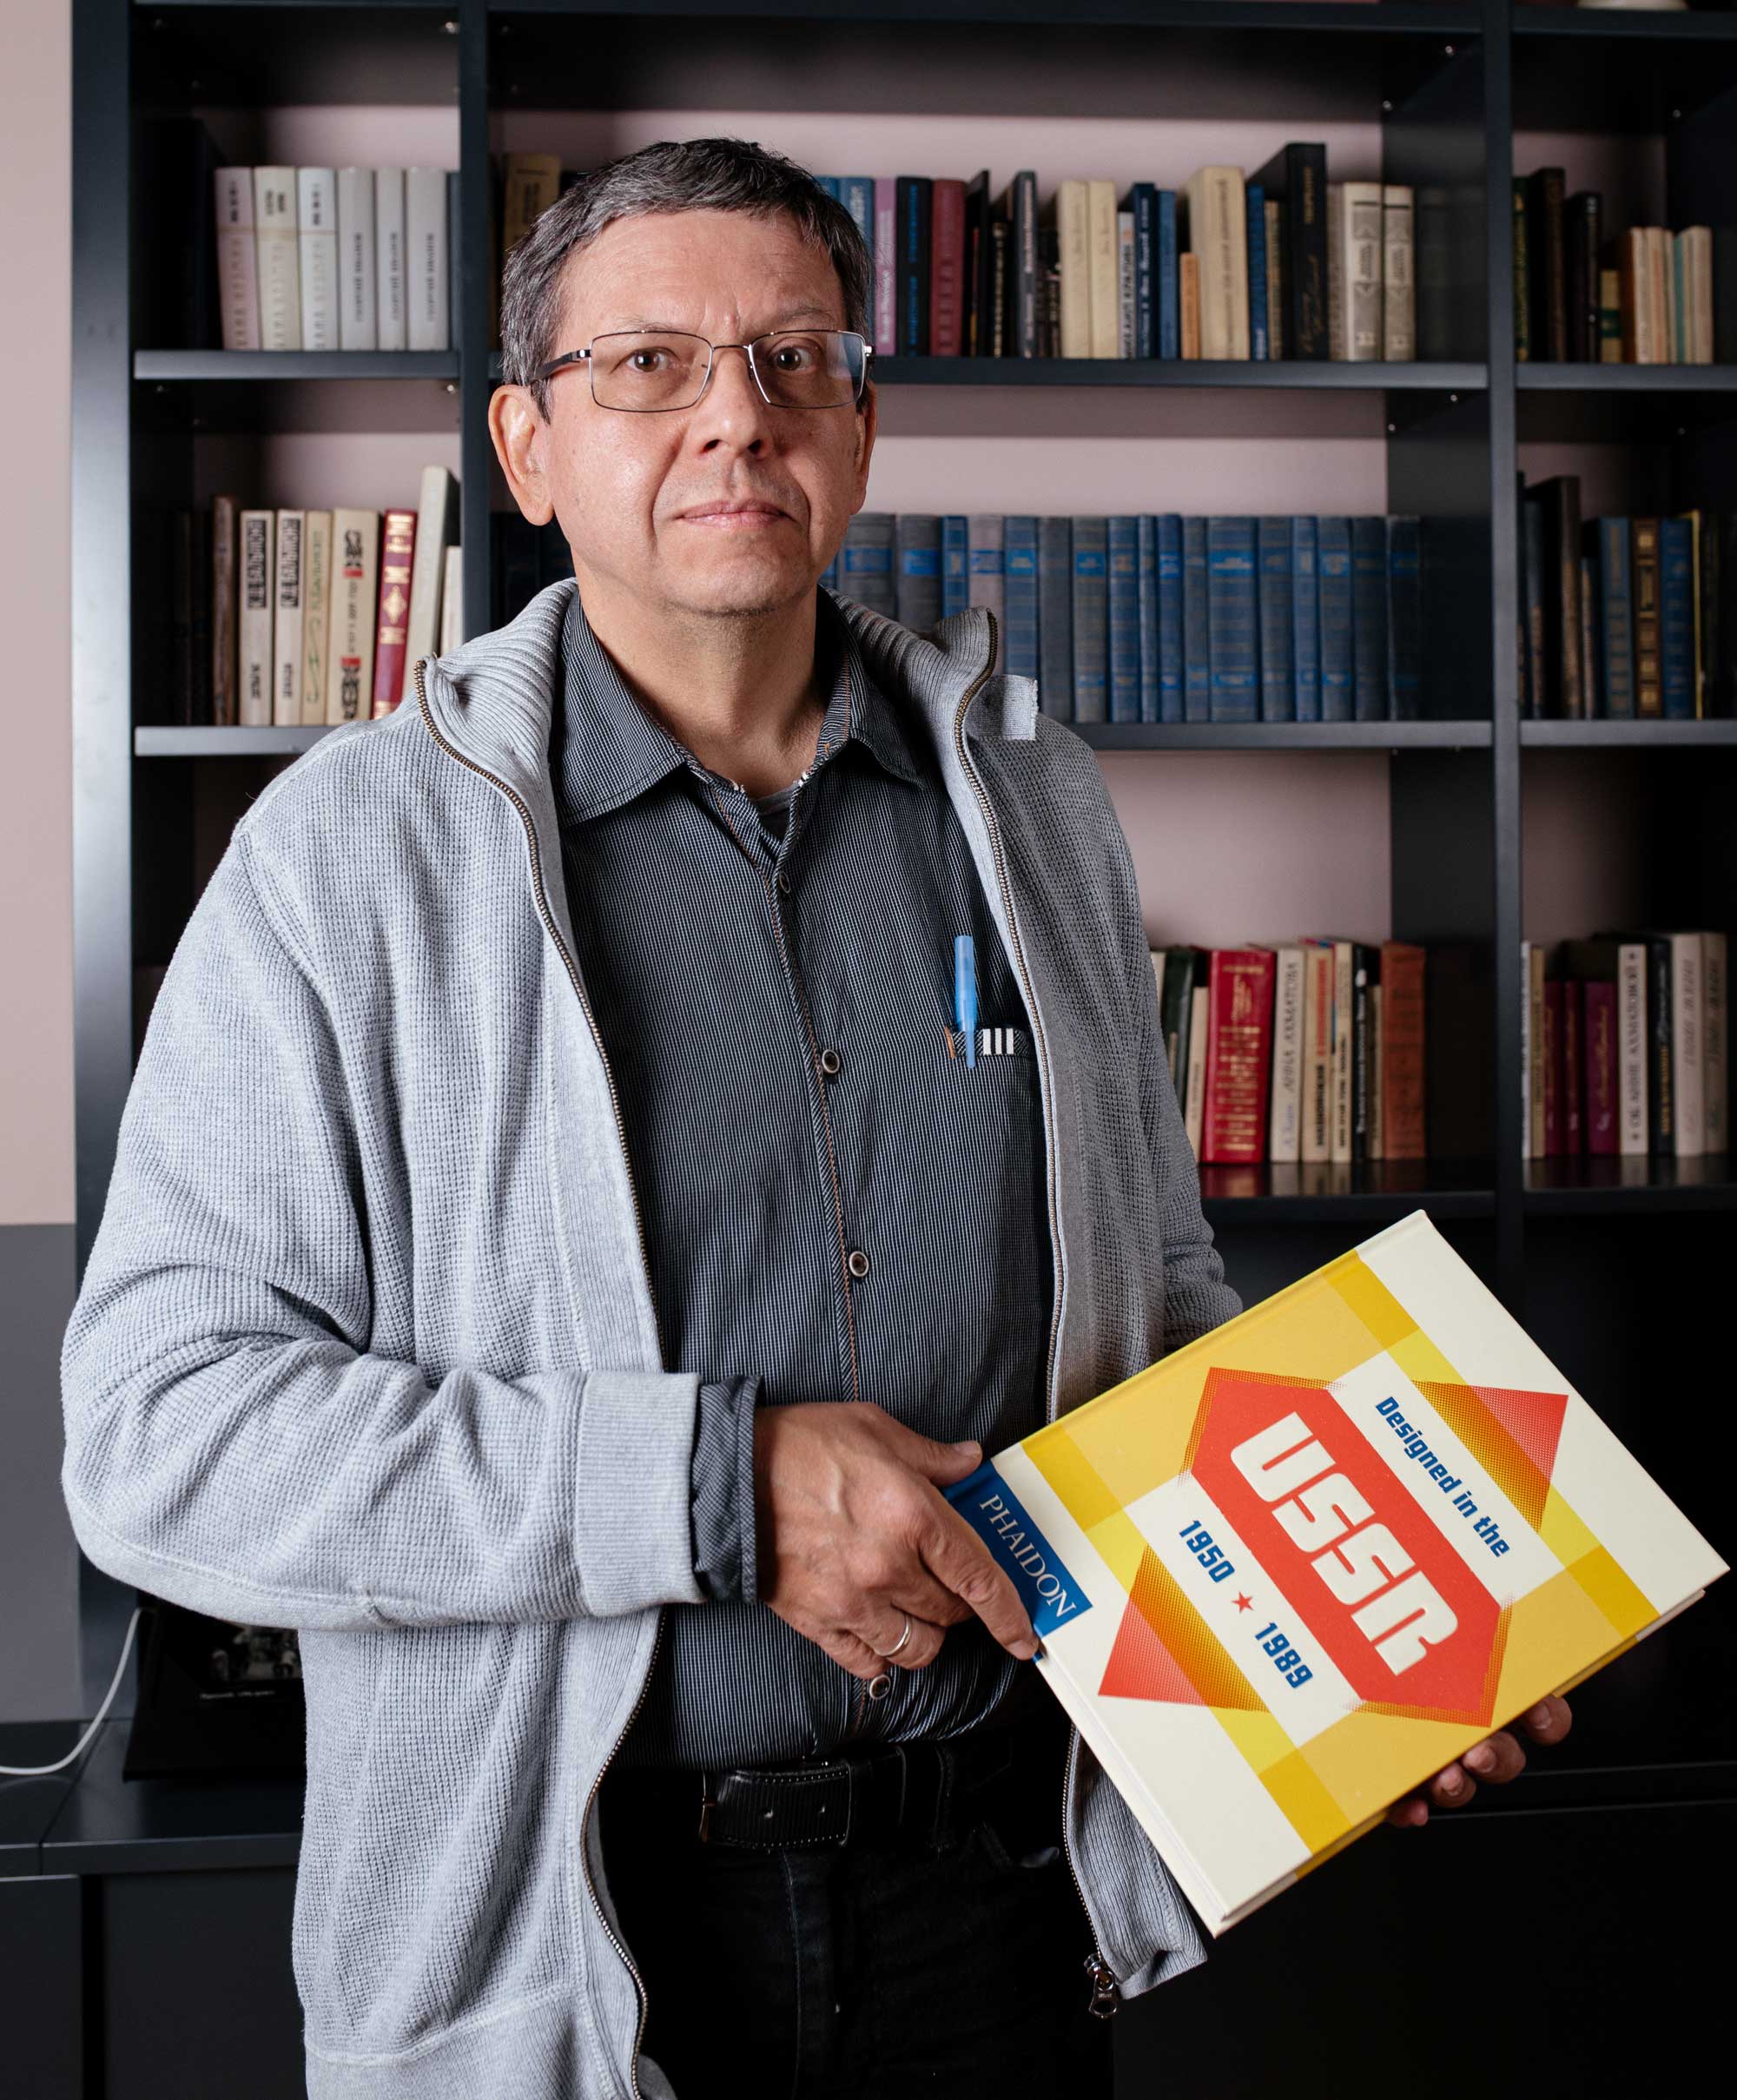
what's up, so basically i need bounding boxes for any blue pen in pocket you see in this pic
[954,934,978,1068]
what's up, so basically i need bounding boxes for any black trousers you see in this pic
[598,1748,1117,2100]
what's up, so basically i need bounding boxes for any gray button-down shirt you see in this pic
[551,584,1053,1768]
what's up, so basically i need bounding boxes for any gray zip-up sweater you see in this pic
[61,577,1244,2098]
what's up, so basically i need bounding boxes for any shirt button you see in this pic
[846,1248,870,1279]
[776,868,792,895]
[819,1048,842,1078]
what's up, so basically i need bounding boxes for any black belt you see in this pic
[603,1707,1068,1855]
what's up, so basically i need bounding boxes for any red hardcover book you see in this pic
[1562,978,1584,1154]
[371,506,417,717]
[1542,976,1564,1155]
[1201,948,1278,1164]
[1377,940,1427,1160]
[1582,979,1618,1154]
[929,178,968,355]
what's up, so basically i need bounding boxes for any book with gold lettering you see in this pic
[948,1210,1725,1935]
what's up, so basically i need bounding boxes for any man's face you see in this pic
[499,208,876,624]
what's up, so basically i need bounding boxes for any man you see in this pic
[62,137,1569,2100]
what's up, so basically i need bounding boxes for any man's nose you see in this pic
[696,342,769,419]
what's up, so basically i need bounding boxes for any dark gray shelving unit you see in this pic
[64,2,1734,2092]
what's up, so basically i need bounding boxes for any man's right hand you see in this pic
[752,1403,1040,1681]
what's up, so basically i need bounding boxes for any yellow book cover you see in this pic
[948,1209,1725,1935]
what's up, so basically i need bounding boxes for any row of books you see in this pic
[1522,933,1728,1159]
[157,472,463,728]
[495,149,1416,363]
[1517,476,1736,719]
[1157,941,1426,1167]
[1513,172,1732,365]
[824,513,1430,723]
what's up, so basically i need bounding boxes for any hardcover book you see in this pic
[949,1210,1725,1937]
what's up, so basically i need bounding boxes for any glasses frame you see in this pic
[534,327,875,413]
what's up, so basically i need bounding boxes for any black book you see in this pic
[1720,512,1737,717]
[1513,181,1531,362]
[1566,191,1602,362]
[995,169,1039,358]
[1532,475,1583,715]
[1716,228,1737,365]
[1521,481,1548,718]
[1351,943,1381,1164]
[895,175,933,356]
[1527,167,1568,361]
[963,168,992,358]
[1595,931,1674,1156]
[1250,142,1329,360]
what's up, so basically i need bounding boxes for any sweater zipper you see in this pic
[413,655,662,2097]
[948,614,1119,2022]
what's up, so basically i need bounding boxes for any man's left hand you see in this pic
[1385,1694,1573,1827]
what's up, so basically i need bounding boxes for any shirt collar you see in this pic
[552,583,924,828]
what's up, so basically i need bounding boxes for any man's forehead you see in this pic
[560,214,844,332]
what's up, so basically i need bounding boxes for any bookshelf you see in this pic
[70,1,1734,2083]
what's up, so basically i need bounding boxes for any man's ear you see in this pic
[488,385,556,528]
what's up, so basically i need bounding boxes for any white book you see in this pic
[1300,942,1332,1166]
[238,508,275,726]
[1382,184,1415,361]
[253,167,301,351]
[375,168,406,353]
[1617,941,1648,1157]
[300,511,334,727]
[1183,984,1209,1159]
[1117,209,1136,359]
[406,466,459,672]
[325,509,380,724]
[272,511,307,727]
[1053,179,1091,360]
[214,168,261,351]
[297,168,340,351]
[1703,930,1727,1156]
[406,167,449,352]
[1520,941,1532,1159]
[1333,182,1384,361]
[1330,939,1353,1164]
[1668,932,1706,1155]
[439,545,465,657]
[1268,945,1305,1164]
[1184,165,1250,360]
[1086,179,1119,360]
[337,168,378,350]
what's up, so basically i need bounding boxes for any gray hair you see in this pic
[499,136,875,423]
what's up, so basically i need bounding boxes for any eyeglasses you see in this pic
[536,328,874,413]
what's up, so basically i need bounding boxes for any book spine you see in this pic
[239,507,274,726]
[1598,516,1635,717]
[1381,185,1415,361]
[1532,167,1567,361]
[1160,949,1197,1093]
[1182,516,1211,722]
[1568,191,1601,361]
[1183,983,1209,1157]
[326,509,378,723]
[1522,493,1548,717]
[967,513,1005,634]
[875,179,897,353]
[1520,941,1532,1157]
[1003,517,1040,680]
[1117,208,1136,358]
[1317,517,1353,723]
[1058,179,1091,358]
[1331,940,1353,1165]
[1088,179,1119,357]
[1269,948,1304,1164]
[1369,983,1384,1160]
[1669,933,1706,1155]
[405,167,448,352]
[1705,929,1728,1156]
[1660,516,1694,719]
[336,168,378,350]
[1156,191,1179,359]
[1529,941,1547,1159]
[1071,515,1109,723]
[895,513,943,631]
[214,168,261,352]
[1342,182,1384,361]
[1563,978,1584,1154]
[1014,171,1039,358]
[1617,942,1648,1155]
[296,168,340,351]
[928,178,966,355]
[1179,252,1201,360]
[1351,943,1377,1164]
[1201,949,1277,1164]
[1157,515,1184,723]
[1257,516,1294,722]
[1301,943,1332,1164]
[1599,267,1622,363]
[1132,184,1155,360]
[299,510,332,727]
[1246,183,1268,360]
[1286,146,1330,361]
[1542,976,1563,1156]
[375,168,406,352]
[1351,517,1388,722]
[1107,516,1142,722]
[1582,979,1617,1156]
[1206,516,1258,723]
[1631,518,1662,717]
[896,175,932,357]
[1136,514,1159,723]
[210,493,239,727]
[1379,942,1428,1161]
[1646,937,1674,1158]
[1547,478,1584,717]
[1038,515,1073,718]
[253,167,301,350]
[1386,514,1423,720]
[1512,181,1530,363]
[941,514,969,621]
[1265,200,1285,361]
[371,507,417,715]
[1291,516,1320,723]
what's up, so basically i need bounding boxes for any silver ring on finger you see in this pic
[876,1613,914,1661]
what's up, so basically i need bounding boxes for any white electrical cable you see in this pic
[0,1605,143,1775]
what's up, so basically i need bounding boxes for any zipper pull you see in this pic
[1083,1953,1121,2019]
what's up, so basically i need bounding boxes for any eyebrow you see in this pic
[601,306,842,333]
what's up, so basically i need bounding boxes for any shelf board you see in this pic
[1523,1153,1736,1215]
[1199,1159,1494,1224]
[136,724,355,756]
[1514,5,1737,45]
[135,351,460,382]
[494,0,1480,30]
[1516,364,1737,393]
[1520,719,1737,747]
[1080,720,1491,750]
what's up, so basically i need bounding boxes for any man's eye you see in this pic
[630,351,669,372]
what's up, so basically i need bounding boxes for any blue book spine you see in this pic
[1004,516,1040,680]
[1291,517,1320,723]
[1072,517,1110,723]
[1038,516,1074,720]
[1660,515,1694,719]
[895,514,943,631]
[941,515,970,619]
[1182,516,1210,721]
[1597,516,1634,718]
[1157,515,1184,723]
[1351,516,1389,723]
[840,178,875,251]
[1108,516,1142,723]
[1207,517,1258,723]
[1257,516,1294,720]
[1247,184,1269,361]
[1318,516,1354,722]
[1131,184,1156,360]
[1386,515,1423,720]
[1157,192,1179,360]
[1136,516,1159,721]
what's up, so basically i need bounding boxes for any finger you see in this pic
[917,1501,1038,1659]
[884,1421,985,1488]
[1385,1794,1430,1829]
[1461,1730,1527,1785]
[1426,1762,1478,1810]
[778,1608,902,1685]
[887,1568,975,1630]
[1517,1694,1572,1745]
[858,1610,947,1673]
